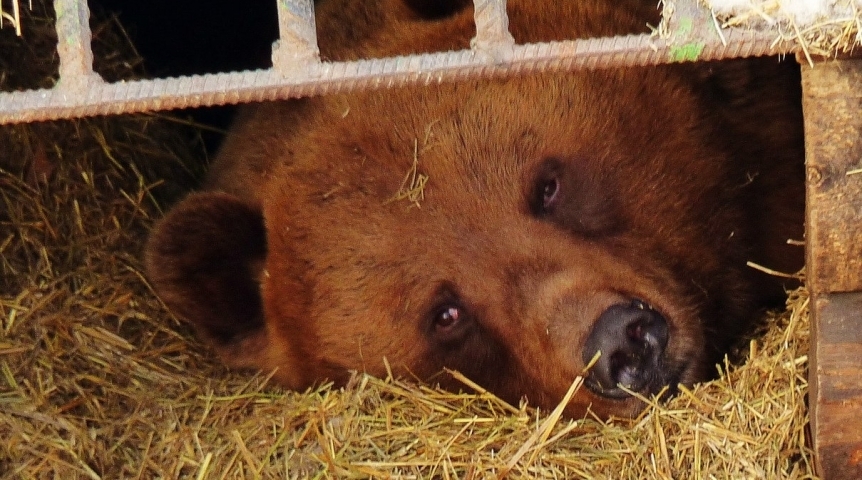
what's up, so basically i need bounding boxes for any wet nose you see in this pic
[582,300,668,399]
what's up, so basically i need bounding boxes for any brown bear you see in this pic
[146,0,804,419]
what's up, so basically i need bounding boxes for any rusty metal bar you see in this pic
[0,29,793,124]
[272,0,319,71]
[471,0,515,55]
[0,0,795,124]
[53,0,102,92]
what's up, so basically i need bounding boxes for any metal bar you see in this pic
[0,28,791,125]
[53,0,102,92]
[471,0,515,55]
[272,0,319,71]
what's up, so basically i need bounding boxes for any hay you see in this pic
[0,0,24,37]
[701,0,862,61]
[2,1,816,478]
[387,140,429,208]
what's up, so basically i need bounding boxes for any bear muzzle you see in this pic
[581,299,671,399]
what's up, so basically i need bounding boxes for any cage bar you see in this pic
[471,0,515,54]
[53,0,101,92]
[272,0,319,71]
[0,0,790,124]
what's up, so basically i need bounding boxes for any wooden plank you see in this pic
[801,57,862,480]
[801,58,862,294]
[809,293,862,478]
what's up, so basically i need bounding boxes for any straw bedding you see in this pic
[1,1,816,478]
[702,0,862,61]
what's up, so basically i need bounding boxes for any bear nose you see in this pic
[581,300,668,399]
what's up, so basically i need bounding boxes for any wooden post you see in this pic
[801,56,862,479]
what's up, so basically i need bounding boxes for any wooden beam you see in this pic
[809,293,862,478]
[801,57,862,479]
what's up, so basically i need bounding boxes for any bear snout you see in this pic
[581,300,671,399]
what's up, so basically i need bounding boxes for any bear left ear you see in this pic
[145,192,270,368]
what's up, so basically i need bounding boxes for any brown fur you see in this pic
[146,0,804,418]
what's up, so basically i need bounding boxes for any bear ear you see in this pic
[145,192,269,369]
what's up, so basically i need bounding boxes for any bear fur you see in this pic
[146,0,804,418]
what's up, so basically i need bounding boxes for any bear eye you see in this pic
[434,305,463,331]
[429,300,474,345]
[427,284,473,344]
[530,170,561,216]
[541,177,560,212]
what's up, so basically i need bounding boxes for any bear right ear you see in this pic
[145,192,269,368]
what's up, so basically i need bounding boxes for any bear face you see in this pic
[146,0,804,419]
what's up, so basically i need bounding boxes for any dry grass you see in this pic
[387,140,430,208]
[702,0,862,62]
[2,1,817,478]
[0,0,24,36]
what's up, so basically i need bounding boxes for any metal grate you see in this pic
[0,0,794,124]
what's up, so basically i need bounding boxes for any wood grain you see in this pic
[801,56,862,480]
